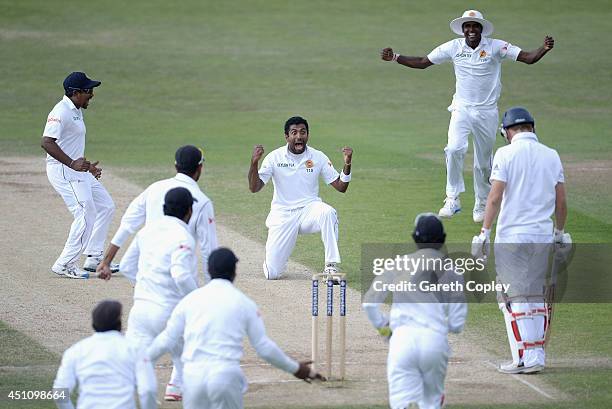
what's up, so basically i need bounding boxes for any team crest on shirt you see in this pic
[479,50,487,58]
[305,160,314,168]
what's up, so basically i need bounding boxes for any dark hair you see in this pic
[284,116,309,135]
[163,204,191,220]
[92,300,122,332]
[208,247,239,281]
[176,165,200,177]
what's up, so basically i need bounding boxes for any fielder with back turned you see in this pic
[472,107,569,374]
[363,214,467,409]
[381,10,554,222]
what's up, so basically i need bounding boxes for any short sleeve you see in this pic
[555,152,565,183]
[494,39,521,61]
[427,40,455,65]
[320,154,340,184]
[258,153,274,184]
[490,151,507,183]
[43,109,63,139]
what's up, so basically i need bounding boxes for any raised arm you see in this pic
[381,47,433,69]
[248,145,266,193]
[329,146,353,193]
[517,35,554,64]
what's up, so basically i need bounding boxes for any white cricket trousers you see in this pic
[495,234,551,368]
[46,162,115,266]
[182,362,247,409]
[387,326,449,409]
[126,300,184,387]
[263,201,340,280]
[445,106,498,203]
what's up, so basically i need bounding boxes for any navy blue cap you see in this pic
[63,72,101,91]
[164,187,197,211]
[413,213,446,243]
[175,145,204,172]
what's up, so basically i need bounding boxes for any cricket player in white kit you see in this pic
[248,116,353,279]
[381,10,555,222]
[147,247,324,409]
[472,107,569,374]
[120,187,200,401]
[53,300,157,409]
[42,72,118,278]
[363,214,467,409]
[97,145,217,281]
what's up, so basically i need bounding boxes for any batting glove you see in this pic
[471,228,490,260]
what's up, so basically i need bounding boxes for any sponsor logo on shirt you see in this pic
[47,117,61,123]
[73,116,82,121]
[455,52,472,58]
[277,163,295,168]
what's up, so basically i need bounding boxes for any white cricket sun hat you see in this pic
[450,10,494,37]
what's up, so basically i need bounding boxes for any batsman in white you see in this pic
[381,10,555,222]
[42,72,118,279]
[363,214,467,409]
[147,247,324,409]
[53,300,157,409]
[248,116,353,279]
[119,187,200,401]
[97,145,217,281]
[472,107,569,374]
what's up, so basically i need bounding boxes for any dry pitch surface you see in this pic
[0,157,562,407]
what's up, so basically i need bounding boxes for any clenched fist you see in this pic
[252,145,264,164]
[381,47,395,61]
[543,35,554,51]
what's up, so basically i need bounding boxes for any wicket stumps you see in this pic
[311,272,347,380]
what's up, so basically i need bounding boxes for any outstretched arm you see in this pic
[248,145,265,193]
[517,35,554,64]
[330,147,353,193]
[381,47,433,69]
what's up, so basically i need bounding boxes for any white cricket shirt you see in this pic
[363,248,468,336]
[258,145,340,210]
[148,279,299,374]
[53,330,157,409]
[120,215,198,310]
[111,173,218,273]
[43,96,87,165]
[427,37,521,108]
[491,132,565,238]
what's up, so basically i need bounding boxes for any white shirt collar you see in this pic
[511,131,539,143]
[175,172,198,185]
[92,330,122,338]
[62,95,80,112]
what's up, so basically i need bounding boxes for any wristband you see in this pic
[340,171,351,183]
[480,228,491,239]
[392,53,400,62]
[69,160,75,168]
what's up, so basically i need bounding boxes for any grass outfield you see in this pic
[1,0,611,407]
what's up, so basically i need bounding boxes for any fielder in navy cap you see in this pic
[164,187,197,223]
[412,212,446,249]
[175,145,204,175]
